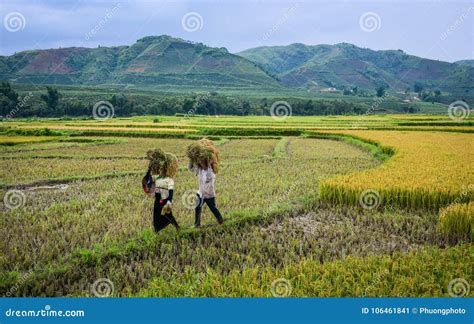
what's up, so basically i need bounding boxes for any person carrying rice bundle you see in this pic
[187,138,224,227]
[143,148,180,233]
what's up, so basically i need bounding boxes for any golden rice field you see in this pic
[0,114,472,297]
[438,202,474,242]
[315,130,474,209]
[3,114,473,136]
[0,135,61,145]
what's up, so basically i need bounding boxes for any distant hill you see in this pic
[0,35,280,89]
[238,43,473,95]
[455,60,474,67]
[0,36,472,95]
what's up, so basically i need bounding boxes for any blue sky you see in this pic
[1,0,473,62]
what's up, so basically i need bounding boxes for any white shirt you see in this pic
[189,165,216,199]
[155,177,174,200]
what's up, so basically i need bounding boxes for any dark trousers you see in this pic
[153,195,179,232]
[195,195,223,226]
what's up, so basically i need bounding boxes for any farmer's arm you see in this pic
[147,174,155,197]
[145,170,155,198]
[166,179,174,204]
[188,162,198,175]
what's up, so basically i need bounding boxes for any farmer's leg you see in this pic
[205,197,224,224]
[194,194,203,227]
[153,197,161,231]
[153,198,171,232]
[165,212,180,230]
[155,216,172,232]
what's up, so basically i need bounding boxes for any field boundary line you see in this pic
[303,131,395,161]
[271,137,291,158]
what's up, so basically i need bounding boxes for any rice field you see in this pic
[315,130,474,209]
[438,202,474,242]
[0,135,61,146]
[0,115,472,297]
[3,114,473,137]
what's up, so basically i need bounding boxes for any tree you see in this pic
[343,88,352,96]
[0,81,19,104]
[414,82,423,93]
[376,86,386,97]
[40,86,61,112]
[404,105,419,113]
[110,93,133,116]
[241,101,251,115]
[182,99,194,115]
[0,81,19,116]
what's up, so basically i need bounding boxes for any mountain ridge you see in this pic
[0,35,281,89]
[1,35,472,94]
[238,42,473,94]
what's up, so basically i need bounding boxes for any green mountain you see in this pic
[455,60,474,67]
[1,37,472,95]
[0,35,280,89]
[238,43,473,95]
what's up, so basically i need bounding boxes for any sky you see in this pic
[0,0,473,62]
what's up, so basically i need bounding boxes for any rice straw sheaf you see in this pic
[146,148,179,178]
[186,138,220,173]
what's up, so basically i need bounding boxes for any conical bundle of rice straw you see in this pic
[186,138,220,173]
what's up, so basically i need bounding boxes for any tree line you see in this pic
[1,82,419,119]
